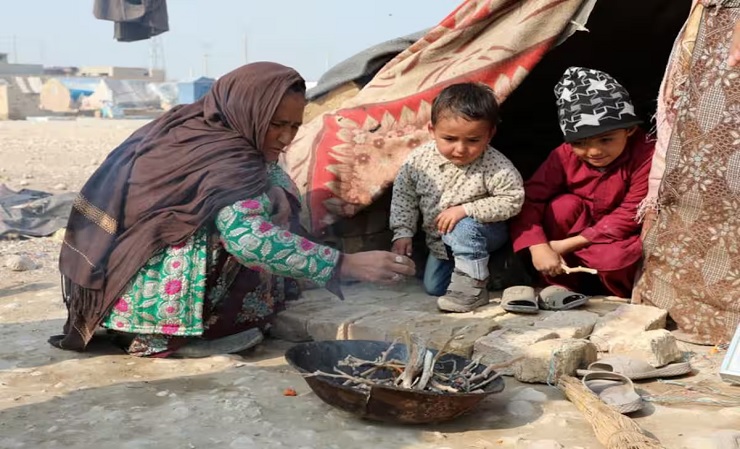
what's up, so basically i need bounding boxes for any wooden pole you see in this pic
[558,375,665,449]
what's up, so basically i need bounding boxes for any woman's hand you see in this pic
[530,243,564,277]
[267,186,291,227]
[340,251,416,284]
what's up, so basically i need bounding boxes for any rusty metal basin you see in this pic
[285,340,505,424]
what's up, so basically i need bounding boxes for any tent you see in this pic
[83,78,162,111]
[281,0,690,252]
[39,77,99,112]
[177,76,214,105]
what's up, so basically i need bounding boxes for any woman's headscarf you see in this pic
[54,62,304,350]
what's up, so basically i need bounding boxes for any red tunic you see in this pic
[510,131,654,295]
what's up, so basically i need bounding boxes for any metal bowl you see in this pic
[285,340,505,424]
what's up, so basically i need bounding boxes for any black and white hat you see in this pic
[555,67,642,143]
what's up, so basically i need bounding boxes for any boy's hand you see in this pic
[392,238,413,257]
[434,206,467,235]
[549,236,590,256]
[531,243,564,277]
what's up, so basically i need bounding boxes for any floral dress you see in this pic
[101,164,340,355]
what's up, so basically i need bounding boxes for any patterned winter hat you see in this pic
[555,67,642,142]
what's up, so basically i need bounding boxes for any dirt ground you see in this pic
[1,119,739,449]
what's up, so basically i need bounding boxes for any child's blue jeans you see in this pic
[423,218,508,296]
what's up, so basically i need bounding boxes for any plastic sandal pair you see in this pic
[579,355,693,415]
[501,285,588,314]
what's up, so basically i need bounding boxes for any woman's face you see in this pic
[262,91,306,162]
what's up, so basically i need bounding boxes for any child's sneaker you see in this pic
[437,270,489,313]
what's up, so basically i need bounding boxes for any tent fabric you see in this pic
[283,0,592,234]
[84,79,161,110]
[0,184,75,239]
[306,29,429,102]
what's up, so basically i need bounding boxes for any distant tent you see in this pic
[147,82,178,110]
[177,76,214,105]
[83,78,161,111]
[40,77,99,112]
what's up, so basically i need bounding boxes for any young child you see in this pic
[390,83,524,313]
[510,67,654,298]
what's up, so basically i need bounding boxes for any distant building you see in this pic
[177,77,214,105]
[43,67,80,77]
[40,77,100,112]
[0,53,43,76]
[0,76,45,120]
[78,65,166,82]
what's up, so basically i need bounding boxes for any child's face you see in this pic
[429,115,495,166]
[571,128,637,168]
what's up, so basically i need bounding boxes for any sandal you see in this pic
[173,328,264,358]
[576,355,692,380]
[501,286,539,314]
[583,371,644,414]
[538,285,588,311]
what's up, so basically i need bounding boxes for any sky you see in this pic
[0,1,462,81]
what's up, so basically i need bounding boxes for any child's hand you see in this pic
[434,206,467,234]
[531,243,564,277]
[392,238,413,257]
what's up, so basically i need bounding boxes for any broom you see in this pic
[558,375,666,449]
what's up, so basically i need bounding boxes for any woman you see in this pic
[50,62,415,357]
[635,1,740,345]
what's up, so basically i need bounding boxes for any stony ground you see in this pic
[1,119,739,449]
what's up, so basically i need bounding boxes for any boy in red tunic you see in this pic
[510,67,654,298]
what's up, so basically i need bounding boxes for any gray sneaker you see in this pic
[437,270,489,313]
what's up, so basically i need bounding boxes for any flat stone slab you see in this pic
[609,329,684,367]
[474,328,560,375]
[514,338,598,384]
[533,311,599,339]
[590,304,668,351]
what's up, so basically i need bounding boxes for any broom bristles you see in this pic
[558,375,666,449]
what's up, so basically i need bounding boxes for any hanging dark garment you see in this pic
[93,0,169,42]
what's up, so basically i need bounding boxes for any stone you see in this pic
[473,328,559,375]
[590,304,668,351]
[514,338,598,384]
[609,329,684,367]
[392,314,499,358]
[4,255,35,272]
[493,309,556,329]
[345,310,421,341]
[19,180,29,187]
[52,183,68,190]
[533,310,599,338]
[582,296,627,317]
[271,299,337,342]
[305,304,389,341]
[342,309,497,357]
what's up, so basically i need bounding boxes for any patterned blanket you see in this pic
[283,0,595,233]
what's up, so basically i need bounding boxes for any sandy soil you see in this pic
[0,119,738,449]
